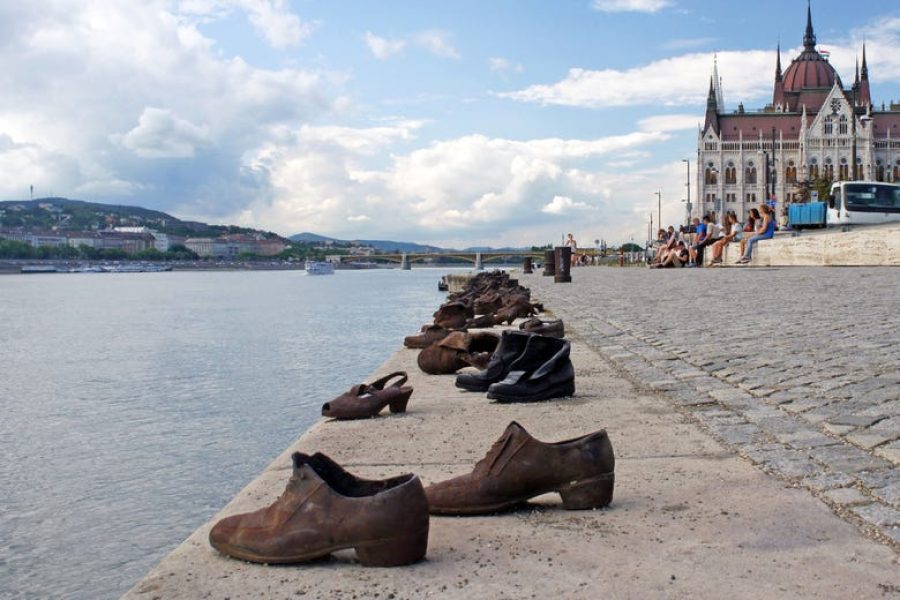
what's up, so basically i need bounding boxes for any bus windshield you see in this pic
[843,183,900,212]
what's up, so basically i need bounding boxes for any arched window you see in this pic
[824,157,834,180]
[809,158,819,179]
[785,160,797,184]
[725,162,736,184]
[824,116,833,135]
[745,164,757,184]
[705,168,718,185]
[838,157,849,181]
[839,115,848,135]
[894,160,900,182]
[876,162,885,182]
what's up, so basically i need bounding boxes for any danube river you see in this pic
[0,268,445,599]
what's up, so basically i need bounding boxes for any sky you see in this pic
[2,0,900,247]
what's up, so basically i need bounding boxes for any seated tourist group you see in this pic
[650,203,777,268]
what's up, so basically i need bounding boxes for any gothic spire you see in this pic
[861,42,869,80]
[712,53,725,112]
[775,43,782,82]
[803,1,816,50]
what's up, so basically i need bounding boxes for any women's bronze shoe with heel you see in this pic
[322,371,413,420]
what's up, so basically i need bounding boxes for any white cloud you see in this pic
[364,32,406,59]
[500,49,774,108]
[592,0,674,13]
[177,0,316,47]
[347,214,370,222]
[638,114,701,132]
[236,125,672,245]
[541,195,597,215]
[489,57,524,73]
[413,30,461,59]
[0,0,335,215]
[116,107,211,158]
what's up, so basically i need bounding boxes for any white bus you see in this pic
[827,181,900,226]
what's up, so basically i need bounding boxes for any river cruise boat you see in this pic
[305,260,335,275]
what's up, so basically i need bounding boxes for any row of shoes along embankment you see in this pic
[125,268,900,599]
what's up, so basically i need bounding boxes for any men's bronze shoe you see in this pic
[425,421,614,515]
[209,453,429,566]
[417,331,499,375]
[404,324,453,349]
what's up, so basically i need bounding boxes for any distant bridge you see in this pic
[338,249,600,270]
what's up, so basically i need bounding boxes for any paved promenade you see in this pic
[529,266,900,548]
[126,265,899,599]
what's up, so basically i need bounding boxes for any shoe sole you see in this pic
[210,527,429,567]
[486,380,575,403]
[429,472,614,516]
[454,379,491,392]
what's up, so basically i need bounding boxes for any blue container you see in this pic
[789,202,826,228]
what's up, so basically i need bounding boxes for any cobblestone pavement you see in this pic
[529,266,900,549]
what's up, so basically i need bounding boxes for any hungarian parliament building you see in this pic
[696,5,900,219]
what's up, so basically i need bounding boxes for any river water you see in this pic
[0,268,445,599]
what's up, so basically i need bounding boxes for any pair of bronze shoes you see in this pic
[208,422,614,566]
[321,372,412,420]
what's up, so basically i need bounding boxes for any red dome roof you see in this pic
[783,50,837,92]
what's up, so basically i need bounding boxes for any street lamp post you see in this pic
[655,191,662,229]
[681,159,691,226]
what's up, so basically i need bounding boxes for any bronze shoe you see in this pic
[209,452,429,566]
[425,421,614,515]
[404,324,453,349]
[432,301,471,329]
[322,372,413,420]
[417,331,499,375]
[519,317,564,338]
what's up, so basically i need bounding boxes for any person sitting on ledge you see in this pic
[738,208,760,258]
[737,204,775,264]
[709,211,740,265]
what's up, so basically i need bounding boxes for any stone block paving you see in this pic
[529,266,900,550]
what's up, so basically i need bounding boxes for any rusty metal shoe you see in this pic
[432,301,471,329]
[209,452,429,566]
[404,324,453,349]
[416,331,499,375]
[322,372,413,420]
[425,421,614,515]
[519,317,565,338]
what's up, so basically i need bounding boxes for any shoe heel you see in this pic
[558,472,614,510]
[355,528,428,567]
[388,387,413,413]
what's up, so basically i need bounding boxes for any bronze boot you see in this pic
[425,421,614,515]
[209,453,429,566]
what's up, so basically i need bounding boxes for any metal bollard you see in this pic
[523,256,533,274]
[554,246,572,283]
[542,250,556,276]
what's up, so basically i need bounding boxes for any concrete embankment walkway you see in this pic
[126,280,899,599]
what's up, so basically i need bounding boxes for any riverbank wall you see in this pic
[125,275,899,599]
[754,222,900,266]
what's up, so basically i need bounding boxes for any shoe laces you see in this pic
[474,430,513,474]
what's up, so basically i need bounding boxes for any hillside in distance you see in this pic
[0,198,285,240]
